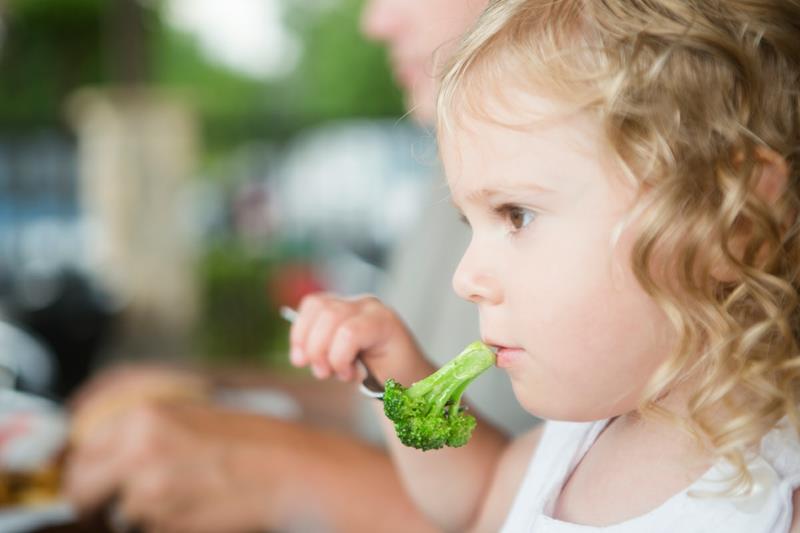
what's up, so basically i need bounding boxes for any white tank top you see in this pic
[501,418,800,532]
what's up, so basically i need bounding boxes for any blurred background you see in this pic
[0,0,440,401]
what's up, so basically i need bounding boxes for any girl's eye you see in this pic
[500,205,537,232]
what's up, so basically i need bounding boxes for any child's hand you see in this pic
[289,293,426,384]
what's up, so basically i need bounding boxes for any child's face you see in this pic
[443,91,676,421]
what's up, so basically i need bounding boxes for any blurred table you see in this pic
[211,365,363,435]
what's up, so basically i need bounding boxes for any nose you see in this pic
[452,239,503,305]
[360,0,402,42]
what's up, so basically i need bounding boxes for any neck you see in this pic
[611,375,711,455]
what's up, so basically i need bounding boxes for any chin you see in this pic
[406,91,435,124]
[512,387,618,423]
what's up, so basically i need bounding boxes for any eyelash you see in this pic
[458,204,538,236]
[495,204,537,236]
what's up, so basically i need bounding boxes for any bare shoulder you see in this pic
[791,488,800,532]
[468,422,546,533]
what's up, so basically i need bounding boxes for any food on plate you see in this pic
[0,460,61,508]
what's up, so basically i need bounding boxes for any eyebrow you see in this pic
[464,182,554,202]
[450,182,554,214]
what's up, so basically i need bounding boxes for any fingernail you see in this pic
[311,365,328,379]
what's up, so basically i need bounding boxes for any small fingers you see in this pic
[289,293,329,367]
[327,318,364,381]
[328,300,395,381]
[289,293,396,383]
[305,305,355,379]
[291,293,354,379]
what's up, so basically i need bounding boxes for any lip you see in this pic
[495,347,525,369]
[483,339,524,369]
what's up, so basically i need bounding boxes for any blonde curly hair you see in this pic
[438,0,800,495]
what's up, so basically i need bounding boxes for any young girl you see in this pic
[289,1,800,531]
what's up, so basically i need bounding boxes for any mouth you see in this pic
[482,340,525,369]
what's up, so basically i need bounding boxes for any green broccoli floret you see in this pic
[382,341,495,451]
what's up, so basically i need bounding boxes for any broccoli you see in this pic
[382,341,495,451]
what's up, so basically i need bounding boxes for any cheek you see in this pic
[507,224,674,419]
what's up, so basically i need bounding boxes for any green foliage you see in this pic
[0,0,108,128]
[152,29,264,117]
[0,0,408,365]
[149,0,405,153]
[280,0,404,122]
[0,0,404,137]
[194,242,288,365]
[149,26,279,158]
[383,342,495,451]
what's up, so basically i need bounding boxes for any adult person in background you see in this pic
[365,0,533,440]
[64,0,535,531]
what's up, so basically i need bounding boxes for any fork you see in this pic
[279,306,384,400]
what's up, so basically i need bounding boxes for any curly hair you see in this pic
[438,0,800,495]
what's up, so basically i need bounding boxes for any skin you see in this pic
[68,401,432,533]
[361,0,488,122]
[64,1,493,531]
[444,92,676,422]
[68,1,800,530]
[290,293,509,529]
[289,90,679,530]
[290,87,800,530]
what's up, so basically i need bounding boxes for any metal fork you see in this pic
[279,306,384,400]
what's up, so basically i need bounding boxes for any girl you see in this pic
[289,1,800,531]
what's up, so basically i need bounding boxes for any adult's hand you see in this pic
[64,402,438,532]
[66,403,287,531]
[69,363,210,442]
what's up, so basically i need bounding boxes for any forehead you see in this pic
[440,90,608,196]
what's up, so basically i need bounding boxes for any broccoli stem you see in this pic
[406,341,495,416]
[448,377,473,416]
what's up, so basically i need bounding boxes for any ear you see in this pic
[711,146,792,283]
[751,146,791,206]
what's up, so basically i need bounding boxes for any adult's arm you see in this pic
[66,402,438,532]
